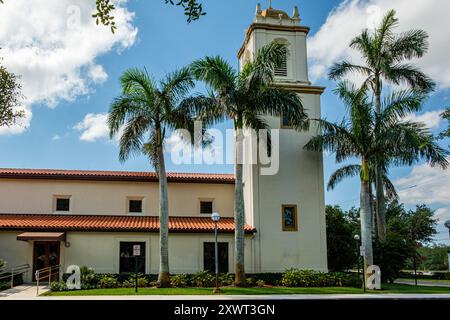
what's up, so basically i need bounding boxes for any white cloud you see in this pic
[88,65,108,84]
[309,0,450,89]
[434,207,450,224]
[0,0,137,135]
[74,113,110,142]
[394,158,450,223]
[51,135,61,141]
[395,158,450,226]
[403,109,445,129]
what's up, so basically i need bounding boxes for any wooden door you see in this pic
[33,242,60,281]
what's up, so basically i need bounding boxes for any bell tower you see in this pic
[240,3,328,272]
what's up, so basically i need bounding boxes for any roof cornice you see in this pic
[238,23,310,59]
[0,168,235,184]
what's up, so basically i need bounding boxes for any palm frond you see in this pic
[304,119,358,160]
[254,88,309,131]
[107,93,147,138]
[190,56,236,96]
[178,95,227,127]
[380,121,449,168]
[120,68,156,101]
[160,67,195,105]
[327,164,361,190]
[118,115,150,162]
[241,41,286,90]
[383,175,399,201]
[389,29,429,62]
[143,131,160,173]
[380,89,426,124]
[375,9,398,48]
[328,60,372,80]
[384,63,436,93]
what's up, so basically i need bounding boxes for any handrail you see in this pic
[0,264,31,289]
[35,264,61,296]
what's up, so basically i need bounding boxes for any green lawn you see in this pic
[397,278,450,284]
[43,284,450,296]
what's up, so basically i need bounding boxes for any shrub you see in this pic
[246,273,282,286]
[148,280,158,287]
[281,269,360,287]
[218,273,234,286]
[0,259,5,273]
[171,274,190,287]
[80,266,98,289]
[122,275,148,288]
[50,281,68,292]
[191,271,214,287]
[98,275,119,288]
[256,280,266,287]
[246,277,256,286]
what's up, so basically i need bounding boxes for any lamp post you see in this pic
[354,234,365,292]
[445,220,450,271]
[211,212,221,293]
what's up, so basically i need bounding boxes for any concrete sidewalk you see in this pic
[0,284,49,299]
[4,293,450,300]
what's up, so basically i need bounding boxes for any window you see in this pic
[274,51,288,77]
[119,242,146,273]
[200,201,213,214]
[203,242,229,273]
[273,38,290,77]
[282,204,298,231]
[281,112,293,129]
[56,198,70,212]
[129,200,143,213]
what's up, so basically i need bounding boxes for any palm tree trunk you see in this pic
[157,143,171,288]
[374,90,387,241]
[360,158,374,286]
[234,129,246,286]
[369,181,376,237]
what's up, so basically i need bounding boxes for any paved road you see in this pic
[394,279,450,287]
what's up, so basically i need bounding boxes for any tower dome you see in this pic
[261,7,290,20]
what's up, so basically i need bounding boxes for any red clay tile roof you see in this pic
[0,214,256,234]
[0,168,234,184]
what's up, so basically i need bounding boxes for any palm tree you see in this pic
[328,9,436,241]
[191,42,309,285]
[108,67,199,287]
[305,82,448,283]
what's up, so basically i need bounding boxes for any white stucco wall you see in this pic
[0,179,234,217]
[0,231,255,280]
[240,16,328,272]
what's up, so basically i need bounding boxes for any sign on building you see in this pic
[133,244,141,256]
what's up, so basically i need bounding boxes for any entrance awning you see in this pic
[17,232,66,242]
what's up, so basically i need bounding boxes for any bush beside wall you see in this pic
[52,267,361,291]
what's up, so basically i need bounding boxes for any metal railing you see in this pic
[35,264,61,296]
[0,264,31,289]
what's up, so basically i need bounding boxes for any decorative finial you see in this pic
[293,6,300,19]
[256,3,262,15]
[268,0,272,9]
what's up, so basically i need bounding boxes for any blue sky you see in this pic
[0,0,449,243]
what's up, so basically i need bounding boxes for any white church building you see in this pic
[0,4,327,281]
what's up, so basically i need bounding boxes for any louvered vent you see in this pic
[275,53,288,77]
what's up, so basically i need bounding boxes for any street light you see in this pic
[445,220,450,237]
[445,220,450,271]
[211,212,221,293]
[353,234,365,292]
